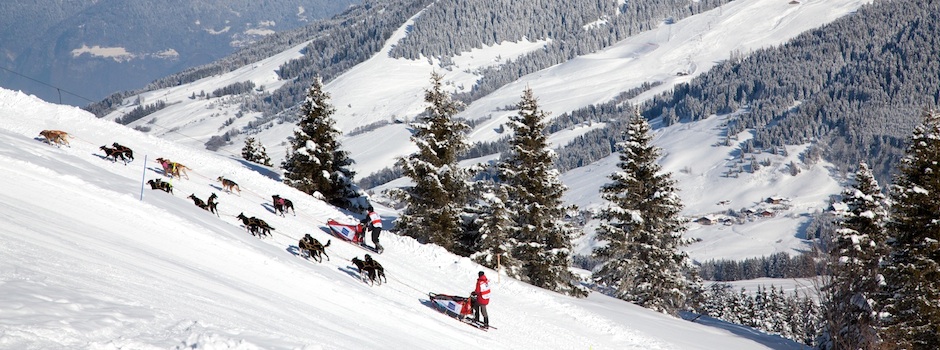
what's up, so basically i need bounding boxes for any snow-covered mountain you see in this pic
[0,89,807,349]
[94,0,868,263]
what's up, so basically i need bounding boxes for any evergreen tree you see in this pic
[592,109,700,314]
[703,283,820,346]
[702,283,734,320]
[880,108,940,349]
[767,285,790,336]
[794,295,822,347]
[241,137,258,161]
[281,77,359,209]
[241,137,273,166]
[471,184,517,271]
[818,162,887,350]
[497,87,585,296]
[394,72,471,251]
[736,287,756,327]
[753,286,770,330]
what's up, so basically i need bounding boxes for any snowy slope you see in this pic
[0,89,803,349]
[99,0,867,263]
[564,112,843,260]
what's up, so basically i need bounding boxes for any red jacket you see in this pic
[475,275,491,305]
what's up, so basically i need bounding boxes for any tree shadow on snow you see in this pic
[793,212,817,240]
[680,312,804,349]
[232,158,282,181]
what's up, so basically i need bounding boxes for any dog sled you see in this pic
[428,292,493,331]
[327,219,380,254]
[429,293,473,318]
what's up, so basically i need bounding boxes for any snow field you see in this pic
[1,89,798,349]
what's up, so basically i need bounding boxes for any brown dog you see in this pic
[39,130,71,147]
[170,163,189,179]
[156,158,189,179]
[217,177,241,195]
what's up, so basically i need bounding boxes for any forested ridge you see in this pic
[394,0,732,103]
[86,0,733,135]
[544,0,940,185]
[84,0,940,187]
[640,0,939,182]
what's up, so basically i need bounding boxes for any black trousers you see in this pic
[473,303,489,325]
[371,226,383,250]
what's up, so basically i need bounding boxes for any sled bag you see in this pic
[430,293,473,316]
[327,219,362,243]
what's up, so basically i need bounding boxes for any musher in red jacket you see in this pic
[472,271,491,328]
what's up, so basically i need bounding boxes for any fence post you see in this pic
[139,155,148,201]
[497,254,501,284]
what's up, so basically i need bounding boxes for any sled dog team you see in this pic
[35,128,493,326]
[37,129,381,269]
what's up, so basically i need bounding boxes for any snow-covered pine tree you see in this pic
[592,108,701,314]
[880,107,940,349]
[470,184,519,273]
[767,285,791,337]
[735,287,755,327]
[241,137,272,166]
[496,87,585,296]
[241,137,258,161]
[794,294,822,346]
[280,77,359,209]
[753,286,771,330]
[394,72,471,251]
[705,284,820,346]
[818,162,887,350]
[257,141,273,167]
[702,283,734,320]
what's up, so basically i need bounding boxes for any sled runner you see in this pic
[327,219,380,254]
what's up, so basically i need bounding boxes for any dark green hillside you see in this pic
[641,0,939,181]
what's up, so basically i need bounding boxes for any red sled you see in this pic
[327,219,364,244]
